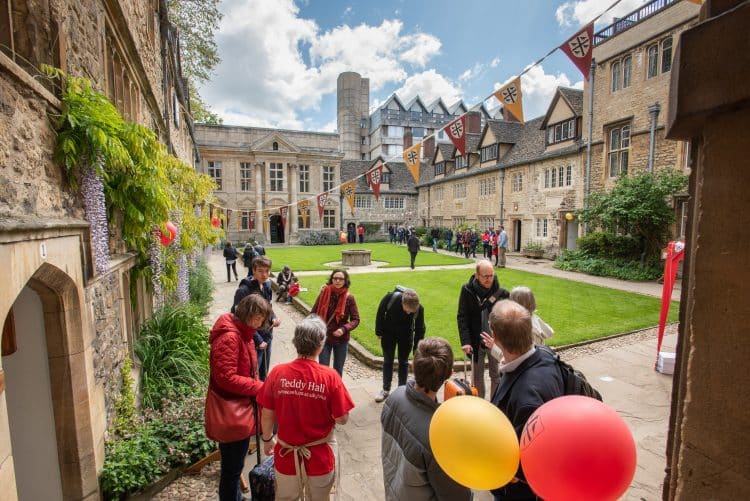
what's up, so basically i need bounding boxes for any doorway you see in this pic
[565,219,579,250]
[513,220,522,252]
[347,222,356,243]
[270,214,284,243]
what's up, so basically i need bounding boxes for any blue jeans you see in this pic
[257,338,272,381]
[319,342,348,376]
[219,437,250,501]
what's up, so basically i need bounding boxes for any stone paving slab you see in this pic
[155,251,679,500]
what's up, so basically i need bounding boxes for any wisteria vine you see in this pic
[81,164,110,275]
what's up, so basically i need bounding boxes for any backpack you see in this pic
[539,346,603,401]
[384,286,416,334]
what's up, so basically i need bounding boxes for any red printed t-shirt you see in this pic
[258,358,355,476]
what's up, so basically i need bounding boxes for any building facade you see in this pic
[0,1,195,499]
[194,125,344,245]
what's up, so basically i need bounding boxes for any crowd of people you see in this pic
[207,238,557,500]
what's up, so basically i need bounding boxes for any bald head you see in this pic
[475,259,495,289]
[489,300,533,355]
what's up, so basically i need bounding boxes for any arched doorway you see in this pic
[1,263,97,500]
[270,214,285,243]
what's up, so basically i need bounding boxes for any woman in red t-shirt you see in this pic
[311,269,360,376]
[259,315,355,500]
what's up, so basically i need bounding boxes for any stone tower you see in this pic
[337,72,370,159]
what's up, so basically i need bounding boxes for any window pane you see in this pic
[548,128,554,143]
[555,124,562,142]
[610,128,621,150]
[647,45,658,78]
[621,125,630,147]
[661,37,673,73]
[623,56,632,88]
[566,165,572,185]
[621,151,629,175]
[544,169,549,188]
[611,61,621,92]
[609,152,619,177]
[558,167,564,187]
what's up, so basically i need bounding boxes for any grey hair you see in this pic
[401,288,420,313]
[294,315,327,357]
[510,286,536,313]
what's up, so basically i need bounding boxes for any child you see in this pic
[276,265,298,303]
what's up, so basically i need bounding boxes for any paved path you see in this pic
[158,250,678,500]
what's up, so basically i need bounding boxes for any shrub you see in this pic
[361,222,381,237]
[100,426,166,500]
[188,259,214,314]
[298,231,341,246]
[524,241,544,252]
[135,303,209,409]
[577,232,641,260]
[555,250,662,281]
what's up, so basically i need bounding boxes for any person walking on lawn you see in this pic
[374,288,426,403]
[407,232,420,269]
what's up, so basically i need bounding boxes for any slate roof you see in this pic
[486,119,525,144]
[558,87,584,115]
[340,160,417,194]
[502,116,581,168]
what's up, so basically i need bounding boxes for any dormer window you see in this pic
[381,172,391,184]
[455,155,467,170]
[272,141,279,151]
[434,162,445,176]
[546,118,577,145]
[481,144,498,163]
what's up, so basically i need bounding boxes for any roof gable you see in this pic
[426,98,451,115]
[250,132,300,153]
[405,96,428,112]
[540,87,584,129]
[381,94,406,111]
[449,100,468,115]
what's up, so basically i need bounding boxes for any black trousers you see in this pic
[409,251,417,269]
[381,334,412,391]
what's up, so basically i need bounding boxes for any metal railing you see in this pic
[594,0,678,46]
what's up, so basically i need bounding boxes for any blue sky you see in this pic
[198,0,647,131]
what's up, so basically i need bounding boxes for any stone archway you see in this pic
[1,262,97,500]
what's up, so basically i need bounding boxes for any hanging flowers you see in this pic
[81,163,110,275]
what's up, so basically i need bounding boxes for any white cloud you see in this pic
[459,63,484,82]
[492,65,582,119]
[555,0,648,28]
[393,70,463,107]
[490,57,501,68]
[198,0,444,129]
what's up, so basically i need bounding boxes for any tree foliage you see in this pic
[578,170,688,259]
[168,0,223,123]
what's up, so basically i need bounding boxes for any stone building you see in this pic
[194,124,344,244]
[0,1,195,499]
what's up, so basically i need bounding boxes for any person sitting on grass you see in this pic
[276,265,298,304]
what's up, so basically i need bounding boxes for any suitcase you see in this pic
[249,399,275,501]
[443,356,478,400]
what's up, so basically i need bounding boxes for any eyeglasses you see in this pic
[478,274,494,279]
[332,276,346,281]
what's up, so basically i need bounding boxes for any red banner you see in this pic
[249,210,255,231]
[366,161,384,200]
[656,240,685,357]
[443,115,467,156]
[317,192,329,221]
[560,22,594,80]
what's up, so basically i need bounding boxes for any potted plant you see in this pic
[523,241,545,259]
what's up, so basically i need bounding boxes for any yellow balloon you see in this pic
[429,396,519,490]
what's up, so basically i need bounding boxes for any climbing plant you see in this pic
[44,66,219,292]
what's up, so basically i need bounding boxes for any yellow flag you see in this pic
[261,210,268,233]
[298,199,310,228]
[403,143,422,183]
[341,180,356,213]
[493,76,524,122]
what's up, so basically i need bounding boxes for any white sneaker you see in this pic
[375,390,389,403]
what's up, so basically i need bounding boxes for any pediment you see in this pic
[251,132,301,153]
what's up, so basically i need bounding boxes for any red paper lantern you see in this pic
[211,217,221,228]
[520,396,636,501]
[157,221,177,246]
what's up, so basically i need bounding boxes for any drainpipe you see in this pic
[498,168,506,225]
[584,58,596,236]
[647,102,661,173]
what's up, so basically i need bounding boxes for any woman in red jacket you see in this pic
[208,294,272,501]
[312,269,360,377]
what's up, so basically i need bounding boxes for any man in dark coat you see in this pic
[374,288,426,402]
[457,259,510,398]
[489,300,564,501]
[232,256,280,380]
[406,232,420,269]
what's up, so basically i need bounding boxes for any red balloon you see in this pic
[520,396,636,501]
[158,222,177,246]
[211,217,221,228]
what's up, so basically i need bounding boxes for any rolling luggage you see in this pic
[443,356,479,400]
[249,399,275,500]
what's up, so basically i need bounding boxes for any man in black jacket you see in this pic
[457,259,510,399]
[375,288,426,403]
[407,231,420,269]
[489,300,564,500]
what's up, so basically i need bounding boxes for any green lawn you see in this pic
[296,268,679,357]
[264,242,473,271]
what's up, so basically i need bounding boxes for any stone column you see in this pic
[254,162,265,242]
[289,164,298,239]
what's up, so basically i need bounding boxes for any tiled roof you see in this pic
[340,160,417,194]
[486,119,525,144]
[435,143,455,162]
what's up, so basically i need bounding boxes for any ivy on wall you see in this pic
[44,66,219,292]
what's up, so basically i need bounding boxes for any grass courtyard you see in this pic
[288,266,679,357]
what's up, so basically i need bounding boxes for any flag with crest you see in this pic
[249,211,255,231]
[560,22,594,79]
[443,115,467,156]
[262,210,268,233]
[493,77,524,122]
[341,179,356,214]
[366,161,384,200]
[298,200,310,228]
[280,206,288,227]
[403,143,422,183]
[316,192,329,220]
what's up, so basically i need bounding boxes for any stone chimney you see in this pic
[423,135,435,160]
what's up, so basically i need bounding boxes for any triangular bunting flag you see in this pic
[262,211,269,233]
[341,180,356,214]
[443,115,467,156]
[560,22,594,80]
[298,199,309,228]
[237,210,241,230]
[366,161,384,200]
[403,143,422,183]
[317,192,329,221]
[493,77,524,122]
[280,206,288,228]
[249,210,255,231]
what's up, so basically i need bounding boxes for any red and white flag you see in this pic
[560,22,594,80]
[443,115,467,156]
[249,211,255,231]
[316,192,329,220]
[366,161,384,200]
